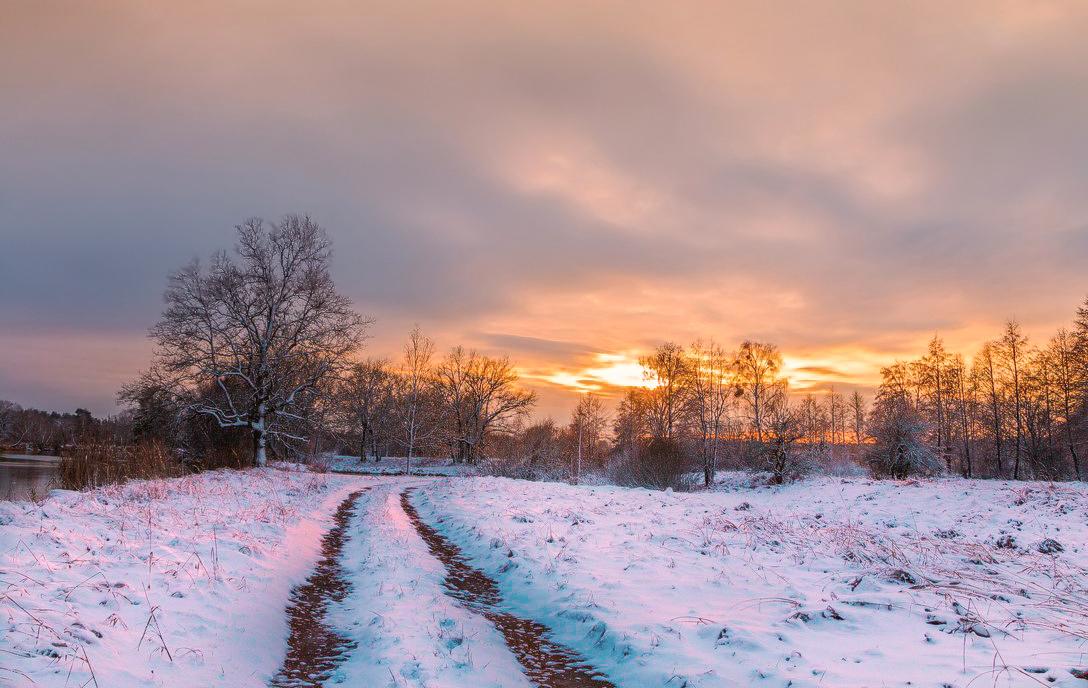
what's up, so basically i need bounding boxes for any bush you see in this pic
[865,398,943,478]
[609,438,691,491]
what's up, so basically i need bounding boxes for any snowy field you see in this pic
[0,467,365,687]
[4,469,1087,687]
[411,474,1088,687]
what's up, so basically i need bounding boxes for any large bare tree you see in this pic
[147,216,367,466]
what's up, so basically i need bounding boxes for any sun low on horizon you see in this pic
[2,1,1088,421]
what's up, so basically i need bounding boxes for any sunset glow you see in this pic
[536,353,659,394]
[3,2,1087,422]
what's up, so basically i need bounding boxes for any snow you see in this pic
[324,480,530,686]
[6,467,1088,687]
[0,466,366,687]
[410,473,1088,687]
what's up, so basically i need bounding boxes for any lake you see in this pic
[0,454,61,501]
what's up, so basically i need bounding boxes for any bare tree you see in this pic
[997,321,1028,479]
[613,388,651,451]
[686,340,733,487]
[734,341,784,444]
[1050,329,1082,479]
[849,390,867,446]
[337,357,393,461]
[396,326,435,473]
[950,354,974,477]
[569,393,607,484]
[640,342,689,441]
[916,336,952,467]
[973,342,1004,477]
[763,390,805,484]
[435,347,536,464]
[145,216,367,466]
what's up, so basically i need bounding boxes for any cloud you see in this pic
[2,1,1087,415]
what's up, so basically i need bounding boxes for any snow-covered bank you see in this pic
[412,475,1088,687]
[0,467,366,687]
[323,480,530,687]
[329,455,479,477]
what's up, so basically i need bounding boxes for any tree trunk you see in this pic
[253,426,267,467]
[573,424,582,485]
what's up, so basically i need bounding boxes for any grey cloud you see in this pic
[2,2,1088,414]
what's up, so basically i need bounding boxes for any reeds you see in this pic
[58,441,184,490]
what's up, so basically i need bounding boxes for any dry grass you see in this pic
[58,441,185,490]
[700,497,1088,651]
[0,467,333,685]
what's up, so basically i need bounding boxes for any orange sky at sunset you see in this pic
[3,2,1088,420]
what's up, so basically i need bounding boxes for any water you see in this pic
[0,454,61,500]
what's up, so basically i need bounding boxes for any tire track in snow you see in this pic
[401,488,615,688]
[270,488,368,687]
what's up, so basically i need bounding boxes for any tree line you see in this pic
[521,339,864,488]
[866,312,1088,481]
[7,214,1086,488]
[0,403,128,455]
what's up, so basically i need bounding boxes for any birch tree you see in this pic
[396,326,435,473]
[146,216,366,466]
[569,393,607,484]
[734,341,783,443]
[686,340,733,487]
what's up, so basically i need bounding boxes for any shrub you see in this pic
[609,438,691,491]
[865,397,943,478]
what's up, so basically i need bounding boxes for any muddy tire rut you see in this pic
[270,488,367,688]
[401,488,615,688]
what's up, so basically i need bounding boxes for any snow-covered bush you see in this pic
[865,396,943,478]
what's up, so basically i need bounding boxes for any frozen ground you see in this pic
[411,473,1088,687]
[0,466,365,687]
[5,469,1087,687]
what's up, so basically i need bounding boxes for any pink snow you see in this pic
[412,474,1088,687]
[0,466,364,687]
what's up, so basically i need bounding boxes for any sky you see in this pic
[2,1,1088,420]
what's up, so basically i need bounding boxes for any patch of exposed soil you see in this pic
[270,489,366,687]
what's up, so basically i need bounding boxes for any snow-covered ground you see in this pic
[324,479,530,686]
[0,466,365,687]
[411,473,1088,687]
[6,468,1087,687]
